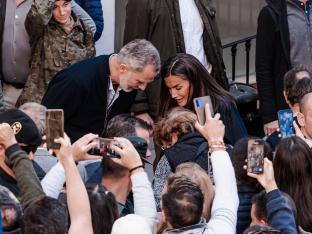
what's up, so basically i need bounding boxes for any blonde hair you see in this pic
[175,162,215,220]
[154,107,197,147]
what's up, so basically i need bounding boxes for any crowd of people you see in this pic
[1,0,312,233]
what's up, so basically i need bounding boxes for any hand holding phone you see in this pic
[88,137,120,157]
[193,96,214,125]
[247,139,264,174]
[46,109,64,149]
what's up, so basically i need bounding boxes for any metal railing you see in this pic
[222,35,256,85]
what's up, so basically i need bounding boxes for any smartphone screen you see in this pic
[277,109,294,138]
[193,96,214,125]
[208,155,214,184]
[89,137,120,157]
[46,109,64,149]
[247,139,264,174]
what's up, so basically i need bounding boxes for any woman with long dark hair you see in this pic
[274,136,312,232]
[159,53,247,145]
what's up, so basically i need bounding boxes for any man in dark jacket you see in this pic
[256,0,312,136]
[42,39,160,143]
[123,0,228,122]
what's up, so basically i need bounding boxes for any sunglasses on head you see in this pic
[20,145,37,154]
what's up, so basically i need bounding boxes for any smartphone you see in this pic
[89,137,119,157]
[46,109,64,149]
[193,96,214,125]
[208,155,214,184]
[277,109,294,138]
[247,139,264,174]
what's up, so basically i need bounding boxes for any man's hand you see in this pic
[135,112,154,127]
[109,137,143,171]
[72,133,102,162]
[264,120,279,136]
[247,158,278,193]
[54,134,74,166]
[0,123,17,149]
[195,103,225,142]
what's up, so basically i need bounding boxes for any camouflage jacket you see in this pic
[17,0,95,106]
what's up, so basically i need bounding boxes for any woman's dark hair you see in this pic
[159,53,234,117]
[274,136,312,231]
[22,197,68,234]
[231,137,273,186]
[87,184,119,234]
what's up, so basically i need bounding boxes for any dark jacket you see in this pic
[124,0,228,118]
[220,102,248,145]
[164,132,208,171]
[266,189,298,234]
[0,1,6,112]
[41,55,137,143]
[256,0,290,124]
[0,0,6,80]
[75,0,104,41]
[237,185,261,234]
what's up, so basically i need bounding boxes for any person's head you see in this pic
[116,39,160,92]
[87,184,119,234]
[19,102,47,137]
[250,190,298,229]
[0,109,42,159]
[105,114,152,157]
[154,107,197,149]
[283,65,312,110]
[243,225,281,234]
[22,197,68,234]
[273,136,312,231]
[0,185,22,232]
[298,92,312,139]
[161,174,204,229]
[231,137,273,186]
[53,0,72,26]
[175,163,214,220]
[159,53,233,117]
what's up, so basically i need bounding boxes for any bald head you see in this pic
[300,92,312,114]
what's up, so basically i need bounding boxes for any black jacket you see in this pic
[164,132,208,171]
[0,0,6,80]
[256,0,290,124]
[236,185,261,234]
[41,55,137,142]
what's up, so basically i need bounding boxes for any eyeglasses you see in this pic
[20,145,37,154]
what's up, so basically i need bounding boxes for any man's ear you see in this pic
[119,63,128,74]
[259,219,268,226]
[297,112,305,127]
[283,91,290,106]
[0,145,5,155]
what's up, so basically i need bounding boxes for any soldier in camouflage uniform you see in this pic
[16,0,95,106]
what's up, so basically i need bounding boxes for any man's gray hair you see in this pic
[117,39,161,74]
[19,102,47,136]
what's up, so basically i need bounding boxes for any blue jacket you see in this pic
[75,0,104,41]
[267,189,298,234]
